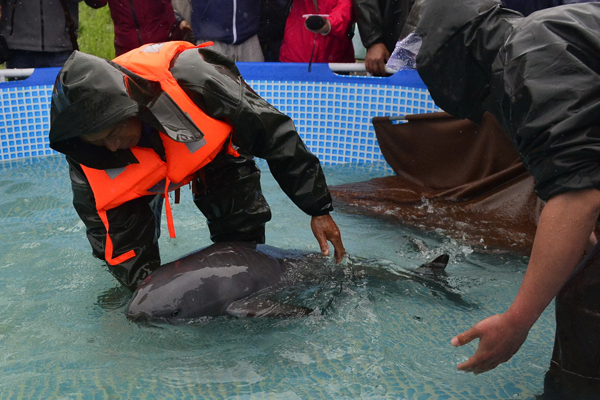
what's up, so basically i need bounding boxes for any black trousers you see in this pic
[192,150,272,243]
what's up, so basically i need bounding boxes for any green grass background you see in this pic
[78,4,115,60]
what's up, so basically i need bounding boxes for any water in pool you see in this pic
[0,156,554,399]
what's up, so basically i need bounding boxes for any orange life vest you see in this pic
[80,41,237,266]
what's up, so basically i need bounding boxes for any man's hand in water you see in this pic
[451,312,530,374]
[452,188,600,374]
[311,214,345,263]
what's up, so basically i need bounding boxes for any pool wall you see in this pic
[0,62,438,167]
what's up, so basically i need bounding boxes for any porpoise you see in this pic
[126,242,459,323]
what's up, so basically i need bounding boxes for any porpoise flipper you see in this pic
[226,297,313,318]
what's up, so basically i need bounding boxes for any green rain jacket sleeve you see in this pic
[170,47,334,216]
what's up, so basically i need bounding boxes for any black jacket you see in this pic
[353,0,415,52]
[414,0,600,201]
[0,0,90,52]
[258,0,292,61]
[49,46,333,289]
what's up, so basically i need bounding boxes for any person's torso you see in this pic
[279,0,355,62]
[0,0,79,52]
[107,0,178,53]
[191,0,260,44]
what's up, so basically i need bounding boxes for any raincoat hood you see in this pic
[50,50,205,169]
[412,0,522,122]
[411,0,600,202]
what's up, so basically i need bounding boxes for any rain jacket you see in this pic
[353,0,415,53]
[258,0,292,61]
[0,0,88,52]
[49,42,333,290]
[85,0,184,56]
[413,0,600,202]
[502,0,597,16]
[191,0,260,44]
[279,0,355,63]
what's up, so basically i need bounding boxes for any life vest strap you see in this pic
[164,178,177,239]
[98,210,137,266]
[226,137,240,158]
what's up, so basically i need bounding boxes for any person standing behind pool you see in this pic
[85,0,193,56]
[279,0,355,63]
[403,0,600,381]
[258,0,293,62]
[352,0,414,76]
[190,0,264,61]
[0,0,97,68]
[48,41,345,291]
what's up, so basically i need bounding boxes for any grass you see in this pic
[78,4,115,60]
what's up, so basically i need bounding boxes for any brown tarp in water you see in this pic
[329,112,543,255]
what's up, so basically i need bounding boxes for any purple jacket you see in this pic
[87,0,183,55]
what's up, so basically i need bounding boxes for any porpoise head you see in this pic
[126,242,286,322]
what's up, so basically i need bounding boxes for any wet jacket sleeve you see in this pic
[171,48,333,216]
[353,0,413,52]
[67,157,162,290]
[489,6,600,201]
[354,0,386,49]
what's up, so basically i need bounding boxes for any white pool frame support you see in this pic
[0,63,398,81]
[0,68,35,81]
[0,63,436,165]
[328,63,398,76]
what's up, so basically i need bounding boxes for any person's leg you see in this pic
[6,50,72,69]
[545,240,600,397]
[196,36,264,62]
[196,39,237,60]
[193,151,271,243]
[234,35,265,62]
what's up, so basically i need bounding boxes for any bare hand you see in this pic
[306,18,331,35]
[365,43,390,76]
[180,20,192,33]
[311,214,345,263]
[451,313,531,374]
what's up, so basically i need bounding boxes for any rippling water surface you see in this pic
[0,156,554,399]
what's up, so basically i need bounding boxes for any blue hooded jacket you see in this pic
[191,0,260,44]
